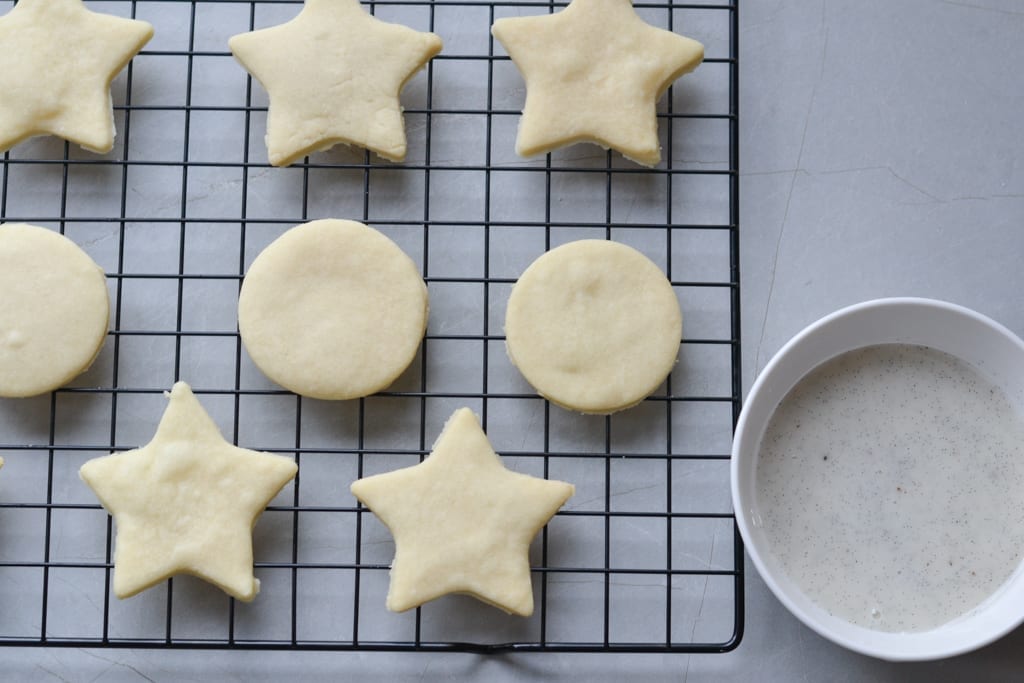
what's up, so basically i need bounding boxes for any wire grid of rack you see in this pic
[0,0,740,653]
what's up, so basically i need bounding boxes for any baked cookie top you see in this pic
[0,0,153,153]
[229,0,442,166]
[492,0,703,166]
[504,240,682,414]
[351,408,574,616]
[79,382,298,602]
[237,219,428,400]
[0,223,110,398]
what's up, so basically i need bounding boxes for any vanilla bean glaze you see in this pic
[756,344,1024,632]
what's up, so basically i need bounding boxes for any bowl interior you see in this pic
[733,298,1024,660]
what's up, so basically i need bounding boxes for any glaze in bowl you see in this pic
[732,298,1024,661]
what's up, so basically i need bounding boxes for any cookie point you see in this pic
[169,381,192,397]
[513,601,535,618]
[425,32,444,54]
[137,19,156,42]
[438,407,480,438]
[235,577,261,603]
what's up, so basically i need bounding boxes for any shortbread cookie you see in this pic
[0,224,110,398]
[79,382,297,601]
[229,0,442,166]
[505,240,682,414]
[492,0,703,166]
[238,219,428,400]
[351,408,574,616]
[0,0,153,153]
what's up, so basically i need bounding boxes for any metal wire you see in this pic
[0,0,741,653]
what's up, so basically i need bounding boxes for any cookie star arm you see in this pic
[66,13,155,150]
[460,473,575,616]
[502,473,576,547]
[226,21,295,90]
[81,12,154,75]
[640,28,704,98]
[349,466,425,533]
[383,23,444,92]
[78,450,139,514]
[150,382,228,445]
[108,516,185,599]
[490,13,564,86]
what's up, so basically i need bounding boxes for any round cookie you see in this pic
[238,219,428,400]
[0,223,110,398]
[505,240,682,414]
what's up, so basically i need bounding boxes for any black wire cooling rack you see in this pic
[0,0,740,653]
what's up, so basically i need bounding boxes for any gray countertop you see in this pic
[3,0,1024,679]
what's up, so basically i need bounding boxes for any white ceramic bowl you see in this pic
[732,298,1024,661]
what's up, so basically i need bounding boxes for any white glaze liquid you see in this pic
[756,344,1024,632]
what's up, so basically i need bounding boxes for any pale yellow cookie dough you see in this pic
[351,408,574,616]
[0,224,110,398]
[238,219,428,400]
[491,0,703,166]
[229,0,442,166]
[79,382,297,601]
[505,240,682,414]
[0,0,153,153]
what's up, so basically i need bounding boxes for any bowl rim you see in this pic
[731,296,1024,661]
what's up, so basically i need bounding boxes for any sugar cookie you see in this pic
[0,0,153,153]
[238,219,428,400]
[351,408,574,616]
[79,382,298,601]
[505,240,682,414]
[492,0,703,166]
[229,0,442,166]
[0,224,110,398]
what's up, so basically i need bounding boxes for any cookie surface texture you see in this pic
[0,0,153,153]
[491,0,703,166]
[351,408,574,616]
[79,382,298,601]
[505,240,682,414]
[0,224,110,398]
[238,219,428,400]
[229,0,442,166]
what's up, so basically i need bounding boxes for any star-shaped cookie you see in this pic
[0,0,153,154]
[79,382,297,602]
[351,408,574,616]
[229,0,443,166]
[492,0,704,166]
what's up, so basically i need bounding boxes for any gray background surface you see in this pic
[2,0,1024,679]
